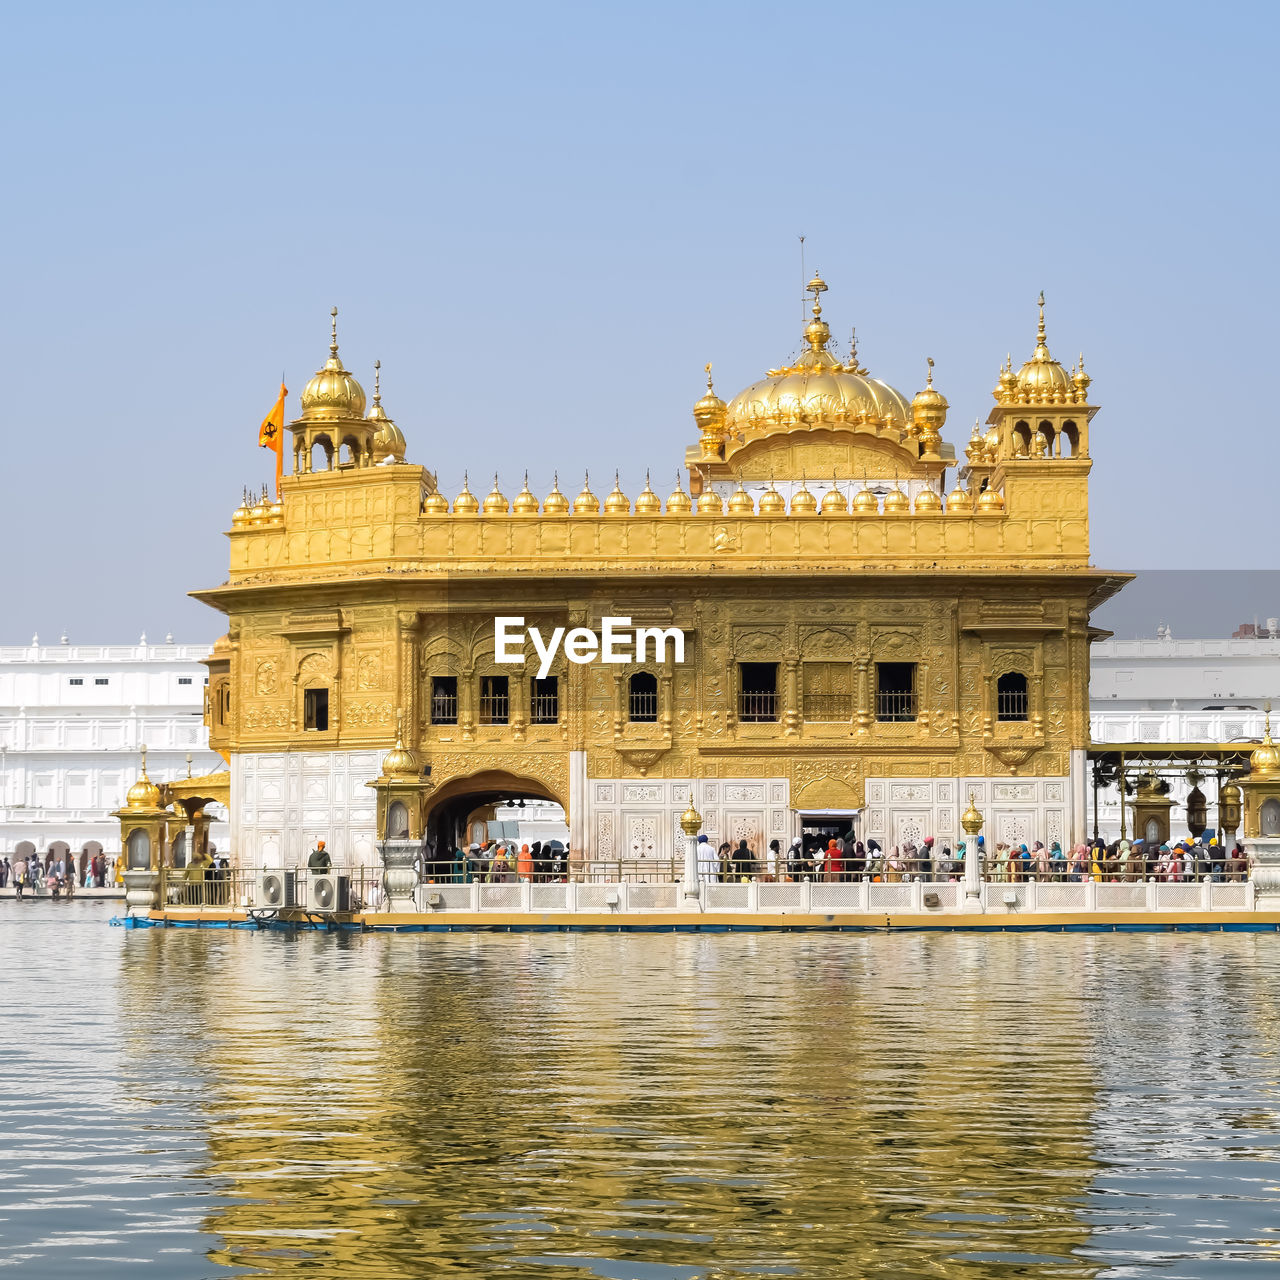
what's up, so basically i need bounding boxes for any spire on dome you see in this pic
[1035,290,1049,358]
[329,305,340,362]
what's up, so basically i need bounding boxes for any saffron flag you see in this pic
[258,381,287,497]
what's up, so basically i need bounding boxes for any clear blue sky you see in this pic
[3,0,1276,643]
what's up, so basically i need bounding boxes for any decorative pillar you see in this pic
[783,654,799,737]
[1239,710,1280,904]
[680,788,703,907]
[960,791,984,912]
[366,711,433,909]
[113,747,169,914]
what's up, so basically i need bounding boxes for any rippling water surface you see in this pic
[2,904,1279,1277]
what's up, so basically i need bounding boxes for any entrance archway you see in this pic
[426,770,567,880]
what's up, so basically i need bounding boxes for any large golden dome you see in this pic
[301,308,367,421]
[724,277,911,435]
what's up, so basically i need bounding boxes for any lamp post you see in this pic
[679,787,702,905]
[961,791,985,911]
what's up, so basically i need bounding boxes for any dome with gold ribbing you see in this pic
[1250,706,1280,777]
[723,275,911,436]
[367,360,406,463]
[300,308,367,420]
[997,293,1082,405]
[125,746,162,809]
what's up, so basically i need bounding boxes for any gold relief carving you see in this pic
[255,660,278,696]
[712,526,738,553]
[733,629,780,657]
[357,653,382,690]
[297,652,332,683]
[344,700,394,728]
[870,628,918,658]
[801,627,858,658]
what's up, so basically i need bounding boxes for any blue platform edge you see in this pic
[109,916,1280,935]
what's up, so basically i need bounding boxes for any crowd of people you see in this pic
[692,832,1252,883]
[0,851,116,898]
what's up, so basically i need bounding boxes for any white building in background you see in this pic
[0,635,227,864]
[1088,625,1280,838]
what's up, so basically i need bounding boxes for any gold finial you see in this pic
[806,271,828,318]
[926,355,934,387]
[330,306,339,358]
[395,706,405,746]
[704,361,713,391]
[140,743,149,778]
[1036,290,1047,347]
[373,358,382,406]
[1266,699,1273,741]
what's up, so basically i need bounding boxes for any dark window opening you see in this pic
[530,676,559,724]
[431,676,458,724]
[628,671,659,722]
[997,671,1029,721]
[739,662,779,722]
[95,678,109,686]
[304,687,329,731]
[69,678,83,686]
[178,677,192,685]
[479,675,509,725]
[875,662,916,722]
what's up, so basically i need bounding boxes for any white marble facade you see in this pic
[233,749,380,870]
[862,776,1070,852]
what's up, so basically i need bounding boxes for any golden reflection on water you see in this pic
[115,931,1140,1278]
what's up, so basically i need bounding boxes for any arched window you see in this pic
[1061,421,1079,457]
[996,671,1029,722]
[1262,798,1280,838]
[1037,420,1055,456]
[310,437,333,472]
[171,830,189,869]
[628,671,658,722]
[126,829,151,870]
[387,800,409,840]
[1012,421,1032,456]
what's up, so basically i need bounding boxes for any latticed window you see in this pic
[738,662,778,722]
[628,671,659,722]
[479,676,509,725]
[875,662,916,722]
[430,676,458,725]
[996,671,1029,722]
[530,676,558,724]
[803,662,852,721]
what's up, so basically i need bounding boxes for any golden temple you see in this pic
[191,278,1131,867]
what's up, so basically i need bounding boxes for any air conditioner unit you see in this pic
[259,868,296,908]
[310,871,350,913]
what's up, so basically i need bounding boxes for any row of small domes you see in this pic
[426,473,1005,516]
[231,485,283,526]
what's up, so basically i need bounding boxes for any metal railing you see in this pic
[875,690,916,722]
[738,690,778,722]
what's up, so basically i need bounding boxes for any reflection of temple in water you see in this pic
[120,931,1119,1276]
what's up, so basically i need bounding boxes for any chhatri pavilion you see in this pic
[195,278,1128,869]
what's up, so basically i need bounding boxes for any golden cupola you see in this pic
[543,473,570,515]
[367,360,407,464]
[758,480,786,515]
[453,473,479,515]
[126,746,162,809]
[882,483,909,514]
[694,363,728,460]
[1004,293,1075,404]
[482,475,509,514]
[723,275,912,436]
[512,473,540,515]
[790,476,818,515]
[820,478,847,514]
[573,474,600,515]
[301,308,366,421]
[380,716,419,778]
[1250,710,1280,777]
[910,358,948,460]
[604,473,631,515]
[852,483,879,513]
[667,474,693,514]
[634,472,662,514]
[728,478,756,515]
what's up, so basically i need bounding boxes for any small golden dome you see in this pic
[692,363,727,431]
[946,482,971,512]
[422,489,449,516]
[367,362,406,463]
[910,359,949,434]
[1250,711,1280,777]
[453,473,479,515]
[380,710,418,778]
[728,479,755,515]
[1013,293,1073,402]
[231,490,252,527]
[634,472,662,514]
[249,486,271,526]
[977,484,1005,512]
[965,421,985,464]
[852,485,879,513]
[267,495,284,520]
[482,475,509,515]
[512,473,540,515]
[604,473,631,516]
[882,485,910,513]
[300,307,366,420]
[697,488,724,515]
[1072,353,1092,398]
[790,478,818,515]
[820,480,848,514]
[913,485,943,512]
[573,474,600,515]
[667,475,692,514]
[126,747,161,809]
[758,482,786,515]
[543,473,570,515]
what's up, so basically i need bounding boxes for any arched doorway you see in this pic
[426,770,567,880]
[83,841,103,885]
